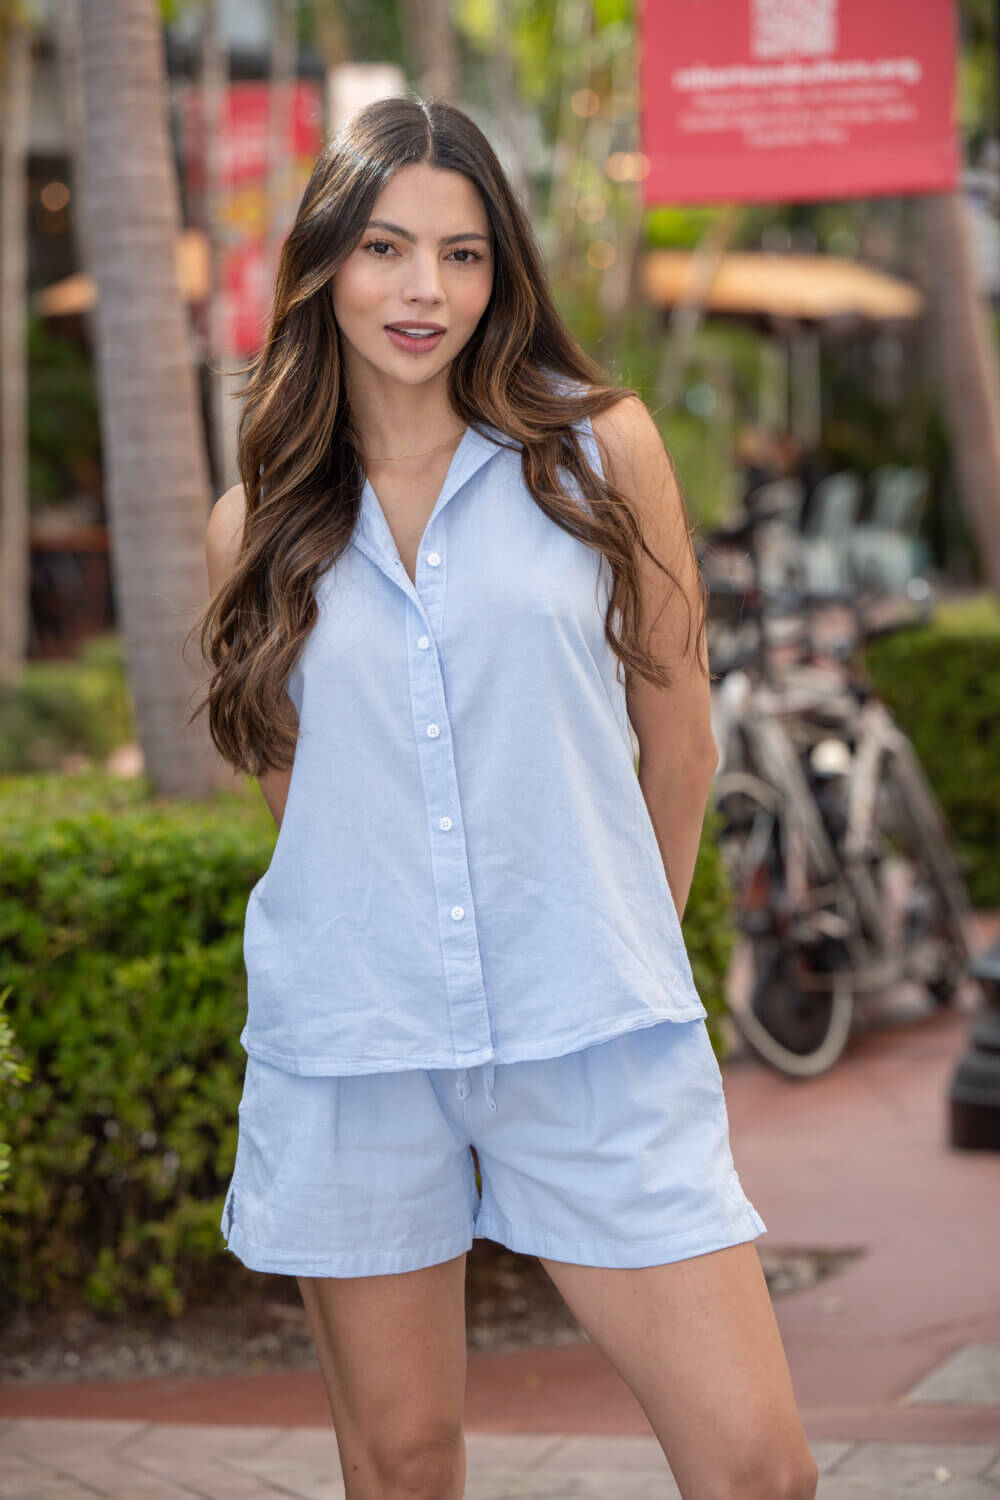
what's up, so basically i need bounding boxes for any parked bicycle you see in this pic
[699,493,974,1078]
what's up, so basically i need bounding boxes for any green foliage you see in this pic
[0,770,275,1317]
[958,0,997,157]
[0,986,31,1200]
[629,750,734,1048]
[297,0,405,67]
[657,410,740,531]
[862,595,1000,907]
[682,805,736,1060]
[0,632,133,775]
[644,205,727,251]
[612,317,760,530]
[27,310,101,509]
[487,0,560,113]
[929,593,1000,636]
[0,765,737,1317]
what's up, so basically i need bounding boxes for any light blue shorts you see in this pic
[220,1017,767,1277]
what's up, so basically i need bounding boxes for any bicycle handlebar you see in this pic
[709,638,761,679]
[706,575,931,680]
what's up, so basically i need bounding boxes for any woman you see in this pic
[197,95,816,1500]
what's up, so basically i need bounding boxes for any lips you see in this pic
[385,325,446,353]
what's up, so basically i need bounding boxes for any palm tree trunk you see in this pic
[486,0,534,218]
[918,190,1000,592]
[399,0,459,103]
[267,0,297,296]
[655,205,742,408]
[311,0,350,79]
[0,19,31,682]
[201,0,234,492]
[78,0,233,795]
[52,0,92,279]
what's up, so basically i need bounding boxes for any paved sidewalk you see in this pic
[2,1419,999,1498]
[5,1003,997,1445]
[3,925,999,1494]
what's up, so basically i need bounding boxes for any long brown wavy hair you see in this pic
[189,94,707,777]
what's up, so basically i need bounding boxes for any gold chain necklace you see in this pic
[366,428,466,464]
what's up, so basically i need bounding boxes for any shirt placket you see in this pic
[408,535,494,1062]
[354,491,494,1065]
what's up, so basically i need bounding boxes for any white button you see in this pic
[427,552,442,566]
[426,723,440,738]
[417,635,430,649]
[439,816,453,830]
[450,906,465,920]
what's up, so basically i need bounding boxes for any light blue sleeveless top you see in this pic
[240,391,707,1075]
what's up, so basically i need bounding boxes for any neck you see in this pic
[345,361,462,464]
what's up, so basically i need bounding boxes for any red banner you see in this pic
[639,0,958,205]
[181,82,323,353]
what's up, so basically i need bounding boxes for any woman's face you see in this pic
[331,162,494,386]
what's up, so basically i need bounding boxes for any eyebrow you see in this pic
[365,219,491,246]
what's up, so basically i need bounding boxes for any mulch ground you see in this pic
[0,1240,854,1386]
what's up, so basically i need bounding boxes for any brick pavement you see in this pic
[1,1420,999,1498]
[3,917,1000,1494]
[5,999,997,1449]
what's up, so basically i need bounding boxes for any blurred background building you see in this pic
[7,0,1000,659]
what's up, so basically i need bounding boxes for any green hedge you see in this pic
[0,986,30,1200]
[0,633,133,775]
[0,770,735,1318]
[685,803,735,1041]
[862,596,1000,908]
[0,771,274,1317]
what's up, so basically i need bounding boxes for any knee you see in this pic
[370,1426,465,1499]
[770,1451,819,1500]
[785,1453,820,1500]
[705,1446,818,1500]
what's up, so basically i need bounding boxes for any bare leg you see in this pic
[541,1242,817,1500]
[297,1251,469,1499]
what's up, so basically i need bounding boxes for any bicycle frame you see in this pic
[717,678,971,998]
[703,496,969,1073]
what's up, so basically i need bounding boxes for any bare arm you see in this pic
[205,484,294,831]
[592,396,718,922]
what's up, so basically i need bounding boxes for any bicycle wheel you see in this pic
[714,771,855,1077]
[869,736,973,1007]
[741,934,855,1077]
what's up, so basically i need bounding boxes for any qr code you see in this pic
[750,0,838,58]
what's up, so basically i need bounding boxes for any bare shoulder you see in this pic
[589,394,681,524]
[589,391,657,454]
[205,482,248,594]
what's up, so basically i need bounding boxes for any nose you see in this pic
[401,249,445,304]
